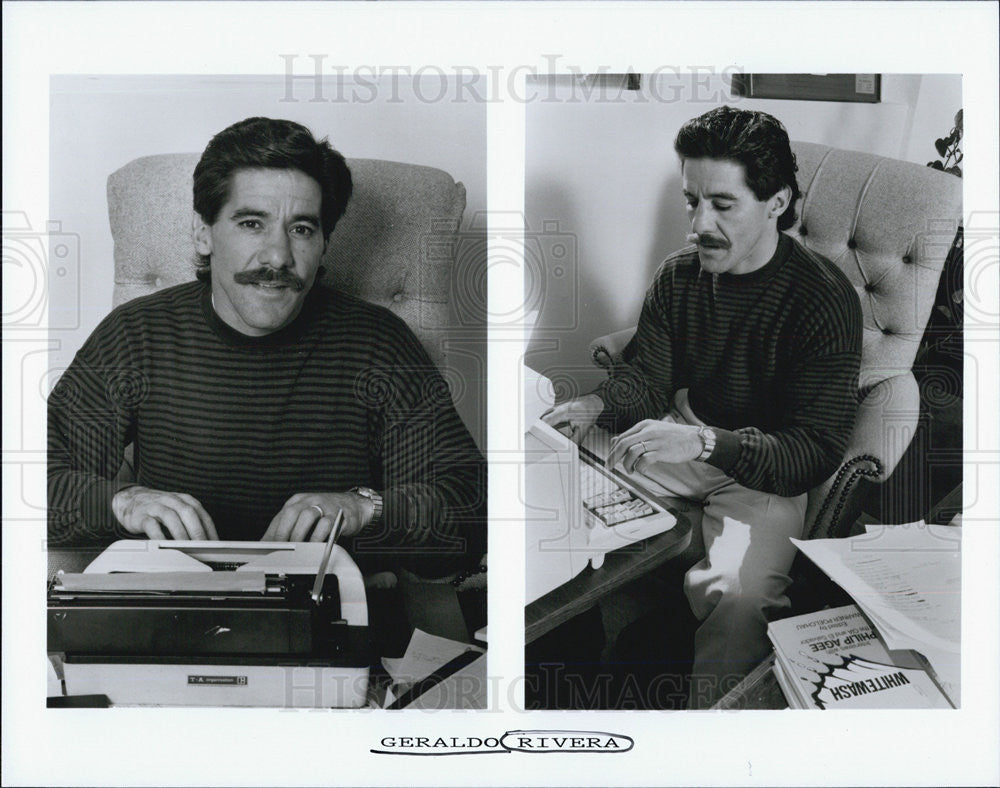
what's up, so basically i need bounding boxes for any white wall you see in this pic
[525,73,962,393]
[49,74,487,445]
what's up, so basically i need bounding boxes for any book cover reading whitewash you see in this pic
[768,604,953,709]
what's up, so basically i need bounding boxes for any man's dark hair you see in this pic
[673,106,800,231]
[192,117,353,281]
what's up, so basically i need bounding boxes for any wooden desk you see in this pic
[525,504,693,644]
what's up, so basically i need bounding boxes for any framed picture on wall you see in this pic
[731,73,881,103]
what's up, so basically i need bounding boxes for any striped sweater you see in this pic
[597,233,862,497]
[48,281,486,577]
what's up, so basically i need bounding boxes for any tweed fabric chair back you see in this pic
[107,154,467,368]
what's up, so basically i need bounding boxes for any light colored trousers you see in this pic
[638,390,807,709]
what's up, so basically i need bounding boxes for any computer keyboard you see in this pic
[580,461,656,527]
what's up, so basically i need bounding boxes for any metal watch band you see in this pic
[350,486,383,525]
[696,426,716,462]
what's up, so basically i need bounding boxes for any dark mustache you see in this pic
[696,234,730,249]
[233,268,306,291]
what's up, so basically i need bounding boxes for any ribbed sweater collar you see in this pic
[199,283,322,349]
[715,232,792,287]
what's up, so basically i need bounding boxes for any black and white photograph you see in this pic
[41,74,488,709]
[3,2,998,786]
[524,72,964,710]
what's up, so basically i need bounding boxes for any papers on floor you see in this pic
[381,629,486,709]
[768,604,953,709]
[791,521,960,705]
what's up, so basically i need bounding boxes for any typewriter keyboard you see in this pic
[580,462,655,527]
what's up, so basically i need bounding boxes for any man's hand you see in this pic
[606,419,703,473]
[262,492,375,542]
[541,393,605,444]
[111,485,219,540]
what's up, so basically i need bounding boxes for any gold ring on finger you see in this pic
[309,504,325,518]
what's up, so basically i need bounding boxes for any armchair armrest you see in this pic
[589,327,637,369]
[804,372,920,539]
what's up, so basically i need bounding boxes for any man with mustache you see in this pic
[48,117,485,583]
[543,106,862,708]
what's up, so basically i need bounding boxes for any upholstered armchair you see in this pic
[107,153,469,477]
[108,154,466,368]
[588,141,963,540]
[105,154,485,642]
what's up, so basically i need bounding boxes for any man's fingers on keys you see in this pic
[266,506,299,542]
[170,498,210,540]
[606,436,628,468]
[176,493,218,540]
[141,517,167,540]
[153,505,193,540]
[625,441,650,474]
[307,516,333,543]
[263,509,288,541]
[608,434,640,470]
[290,506,322,542]
[609,420,656,466]
[613,418,656,442]
[567,421,592,445]
[540,402,568,426]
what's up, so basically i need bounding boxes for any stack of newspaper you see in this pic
[770,521,960,709]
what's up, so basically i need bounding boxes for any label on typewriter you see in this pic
[188,675,248,686]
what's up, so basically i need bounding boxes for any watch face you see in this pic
[353,486,382,524]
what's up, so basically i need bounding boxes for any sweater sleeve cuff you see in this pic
[80,479,135,536]
[704,428,741,474]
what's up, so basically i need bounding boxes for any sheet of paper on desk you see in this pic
[791,524,962,707]
[382,629,485,707]
[382,628,484,686]
[792,524,961,655]
[403,652,487,710]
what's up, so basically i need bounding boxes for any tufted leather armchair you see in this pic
[108,153,467,369]
[588,141,963,540]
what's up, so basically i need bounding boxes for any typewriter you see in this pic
[47,540,370,708]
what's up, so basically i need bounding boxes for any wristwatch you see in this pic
[350,486,383,525]
[695,426,716,462]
